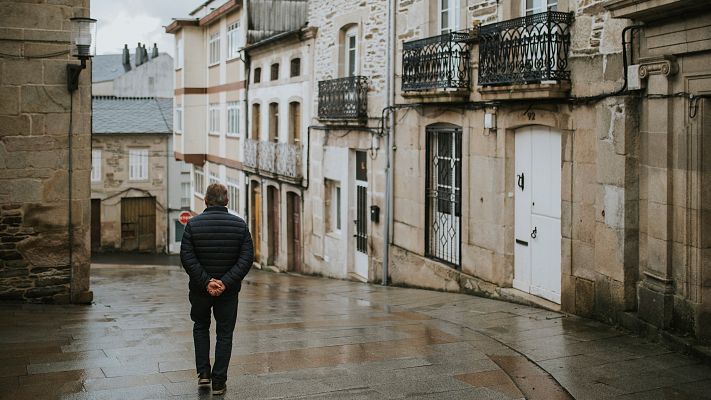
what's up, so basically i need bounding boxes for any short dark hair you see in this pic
[205,183,228,207]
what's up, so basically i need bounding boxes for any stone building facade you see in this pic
[91,97,173,253]
[302,0,390,282]
[387,0,711,342]
[0,0,93,303]
[243,27,314,272]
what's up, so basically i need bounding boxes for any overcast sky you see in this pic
[91,0,197,56]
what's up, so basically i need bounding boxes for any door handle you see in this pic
[531,227,537,239]
[516,239,528,246]
[517,173,525,190]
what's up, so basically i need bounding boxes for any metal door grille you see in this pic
[425,126,462,266]
[356,184,367,253]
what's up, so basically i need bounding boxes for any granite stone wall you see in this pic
[0,0,93,303]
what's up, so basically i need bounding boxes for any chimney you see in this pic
[122,44,132,72]
[135,42,143,66]
[142,44,149,62]
[152,43,159,59]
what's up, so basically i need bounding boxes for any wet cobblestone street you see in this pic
[1,262,710,399]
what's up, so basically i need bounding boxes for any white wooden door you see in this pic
[514,126,561,304]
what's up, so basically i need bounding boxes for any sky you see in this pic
[90,0,198,56]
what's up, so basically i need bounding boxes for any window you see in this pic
[270,63,279,81]
[194,166,205,196]
[344,26,358,77]
[91,149,101,182]
[325,179,342,233]
[129,148,149,181]
[208,171,220,188]
[209,32,220,65]
[251,103,261,140]
[209,103,220,134]
[227,102,240,136]
[290,58,301,77]
[253,67,261,83]
[425,125,462,266]
[227,177,239,212]
[227,21,241,59]
[335,185,342,231]
[288,102,301,144]
[176,37,183,69]
[268,102,279,143]
[175,106,183,132]
[181,181,191,208]
[525,0,557,14]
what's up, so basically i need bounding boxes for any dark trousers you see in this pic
[189,290,239,384]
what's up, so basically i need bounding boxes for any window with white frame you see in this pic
[175,106,183,132]
[344,26,358,77]
[91,149,101,182]
[176,37,183,69]
[325,179,342,233]
[439,0,460,34]
[181,181,191,208]
[128,148,148,181]
[227,102,240,136]
[209,103,220,134]
[209,32,221,65]
[208,171,220,187]
[227,177,239,212]
[227,21,241,59]
[194,166,205,196]
[524,0,557,15]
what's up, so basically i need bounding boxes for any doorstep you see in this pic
[498,287,562,313]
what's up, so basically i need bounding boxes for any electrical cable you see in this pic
[0,50,70,59]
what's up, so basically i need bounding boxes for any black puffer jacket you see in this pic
[180,206,254,293]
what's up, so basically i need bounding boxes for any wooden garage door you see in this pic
[121,197,156,252]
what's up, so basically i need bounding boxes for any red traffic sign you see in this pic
[179,211,192,225]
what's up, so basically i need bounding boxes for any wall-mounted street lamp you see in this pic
[66,17,97,92]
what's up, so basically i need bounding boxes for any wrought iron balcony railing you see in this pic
[243,138,303,181]
[318,76,368,121]
[478,11,573,86]
[402,31,473,92]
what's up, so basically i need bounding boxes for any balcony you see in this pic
[243,139,303,183]
[317,76,368,122]
[402,31,474,98]
[478,11,573,99]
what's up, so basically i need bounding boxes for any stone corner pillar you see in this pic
[636,55,678,329]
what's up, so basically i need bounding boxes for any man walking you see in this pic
[180,183,254,395]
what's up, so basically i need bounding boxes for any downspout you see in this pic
[166,135,170,254]
[382,0,396,286]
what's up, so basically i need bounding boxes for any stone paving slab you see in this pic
[0,264,709,399]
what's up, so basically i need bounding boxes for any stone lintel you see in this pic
[401,89,470,104]
[478,82,571,101]
[605,0,702,21]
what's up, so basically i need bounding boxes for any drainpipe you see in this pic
[382,0,396,286]
[166,135,170,254]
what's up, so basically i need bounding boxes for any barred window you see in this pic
[290,58,301,77]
